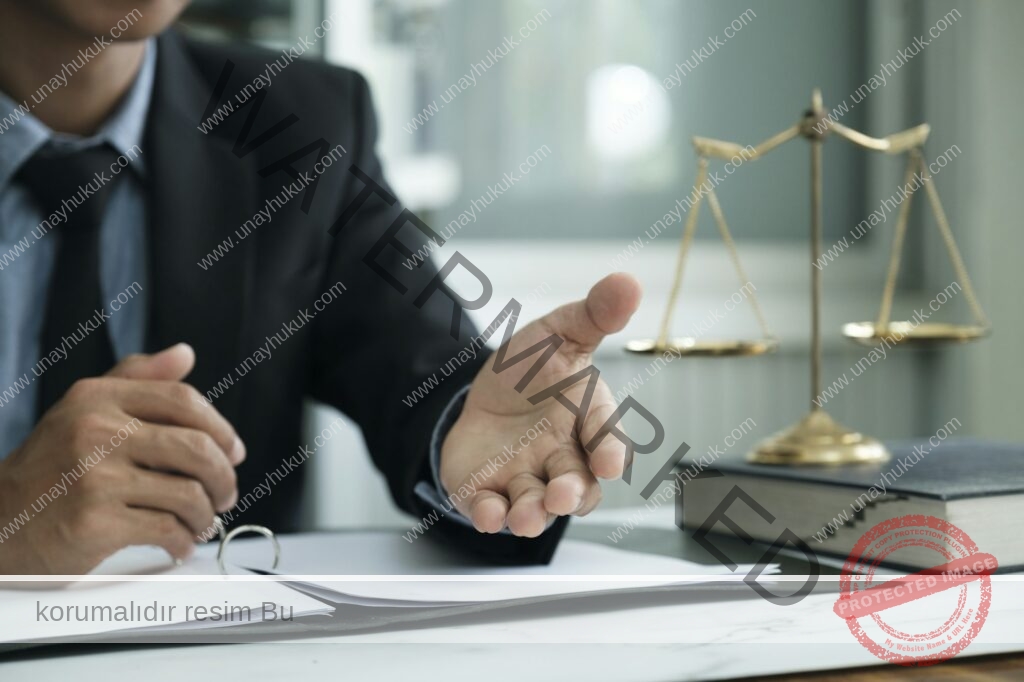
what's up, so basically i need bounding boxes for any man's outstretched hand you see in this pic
[440,273,642,537]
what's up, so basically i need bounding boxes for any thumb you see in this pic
[105,343,196,381]
[544,273,642,352]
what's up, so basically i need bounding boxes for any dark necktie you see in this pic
[16,144,124,415]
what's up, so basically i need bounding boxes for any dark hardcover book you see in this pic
[677,438,1024,570]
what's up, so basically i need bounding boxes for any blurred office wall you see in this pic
[180,0,1023,530]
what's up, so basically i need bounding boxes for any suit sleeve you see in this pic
[307,71,567,565]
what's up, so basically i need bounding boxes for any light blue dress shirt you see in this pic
[0,39,475,530]
[0,40,154,457]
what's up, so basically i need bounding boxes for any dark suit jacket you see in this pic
[142,29,566,564]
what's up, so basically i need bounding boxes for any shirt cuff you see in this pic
[414,384,508,532]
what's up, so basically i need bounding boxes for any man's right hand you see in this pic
[0,344,244,575]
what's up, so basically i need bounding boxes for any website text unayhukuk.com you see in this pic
[0,9,144,136]
[196,144,348,271]
[0,145,145,273]
[400,280,552,408]
[813,280,963,408]
[400,144,553,271]
[811,417,961,544]
[0,281,145,410]
[0,416,142,546]
[403,9,552,134]
[612,282,759,405]
[193,282,348,408]
[811,9,963,135]
[814,145,962,271]
[608,8,757,136]
[402,416,553,543]
[606,417,757,544]
[195,13,342,135]
[195,417,346,543]
[608,145,755,269]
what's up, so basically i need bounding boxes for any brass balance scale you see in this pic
[626,90,990,466]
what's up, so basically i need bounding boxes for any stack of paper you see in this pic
[0,532,775,646]
[0,550,331,646]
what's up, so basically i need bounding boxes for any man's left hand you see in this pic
[440,273,642,537]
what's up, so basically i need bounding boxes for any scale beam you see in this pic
[692,124,801,161]
[693,119,931,160]
[830,121,931,154]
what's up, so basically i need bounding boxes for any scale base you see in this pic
[748,409,890,465]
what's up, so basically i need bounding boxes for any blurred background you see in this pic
[178,0,1023,529]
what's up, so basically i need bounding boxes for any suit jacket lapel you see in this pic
[144,30,258,420]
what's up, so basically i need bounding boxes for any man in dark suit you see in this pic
[0,0,642,574]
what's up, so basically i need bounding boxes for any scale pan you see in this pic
[624,337,778,357]
[842,321,990,347]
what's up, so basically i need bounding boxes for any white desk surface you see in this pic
[3,582,1023,682]
[0,643,973,682]
[4,515,1023,681]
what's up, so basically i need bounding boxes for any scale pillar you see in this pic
[748,91,890,466]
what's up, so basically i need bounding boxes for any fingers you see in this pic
[101,379,244,465]
[115,507,197,563]
[579,381,628,480]
[447,472,511,534]
[544,447,602,516]
[542,273,642,352]
[468,491,510,534]
[126,424,238,512]
[106,343,196,382]
[506,472,552,538]
[459,448,602,537]
[122,469,217,538]
[94,345,245,466]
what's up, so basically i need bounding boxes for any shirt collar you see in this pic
[0,37,155,191]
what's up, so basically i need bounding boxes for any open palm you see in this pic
[440,273,642,537]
